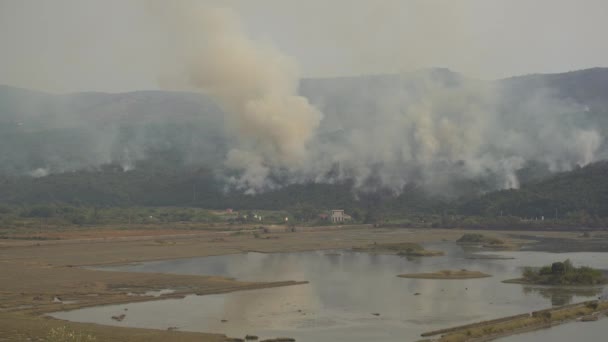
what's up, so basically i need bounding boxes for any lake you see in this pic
[497,318,606,342]
[51,243,608,341]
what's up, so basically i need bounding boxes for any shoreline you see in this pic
[502,278,608,286]
[0,226,605,341]
[420,300,608,342]
[32,281,310,316]
[398,270,492,279]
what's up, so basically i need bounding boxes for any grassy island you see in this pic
[457,233,503,245]
[456,233,516,249]
[504,259,607,285]
[398,269,491,279]
[353,242,444,257]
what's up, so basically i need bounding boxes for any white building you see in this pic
[329,209,351,223]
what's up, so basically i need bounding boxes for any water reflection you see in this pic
[522,286,603,306]
[53,244,608,342]
[497,318,608,342]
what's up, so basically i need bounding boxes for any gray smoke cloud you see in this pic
[299,72,602,195]
[157,5,321,193]
[0,2,605,198]
[0,87,228,176]
[152,5,603,195]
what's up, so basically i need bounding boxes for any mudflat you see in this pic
[398,269,492,279]
[0,225,588,341]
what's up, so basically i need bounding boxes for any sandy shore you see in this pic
[0,225,590,341]
[398,270,492,279]
[421,300,608,342]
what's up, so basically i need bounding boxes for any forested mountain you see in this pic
[1,68,608,218]
[460,161,608,218]
[0,162,445,216]
[2,159,608,221]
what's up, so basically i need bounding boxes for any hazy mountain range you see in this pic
[1,67,608,212]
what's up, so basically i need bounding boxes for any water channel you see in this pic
[51,243,608,341]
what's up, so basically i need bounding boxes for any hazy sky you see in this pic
[1,0,607,93]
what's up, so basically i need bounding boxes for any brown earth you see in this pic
[398,269,492,279]
[0,225,582,341]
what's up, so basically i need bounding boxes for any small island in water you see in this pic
[398,269,492,279]
[353,242,444,257]
[456,233,516,249]
[504,259,607,285]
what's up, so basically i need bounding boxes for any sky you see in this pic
[1,0,607,93]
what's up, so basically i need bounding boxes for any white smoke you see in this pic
[153,5,603,194]
[28,168,49,178]
[162,6,321,192]
[225,149,271,194]
[574,130,601,167]
[294,72,603,194]
[2,3,605,198]
[120,147,135,172]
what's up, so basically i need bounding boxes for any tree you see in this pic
[522,267,536,280]
[289,204,318,222]
[551,262,565,275]
[350,208,363,222]
[364,209,380,224]
[24,205,55,218]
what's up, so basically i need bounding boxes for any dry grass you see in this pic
[46,326,97,342]
[0,312,226,342]
[353,241,444,256]
[398,269,491,279]
[437,301,608,342]
[0,226,582,341]
[0,226,470,341]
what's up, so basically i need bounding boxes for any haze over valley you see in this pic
[2,2,608,342]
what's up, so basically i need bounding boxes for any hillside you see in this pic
[2,68,607,178]
[0,161,445,218]
[460,161,608,218]
[3,159,608,222]
[1,68,608,216]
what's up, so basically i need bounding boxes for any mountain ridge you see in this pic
[1,67,608,216]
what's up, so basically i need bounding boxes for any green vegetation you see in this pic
[434,300,608,342]
[456,233,504,245]
[0,205,293,237]
[2,160,608,230]
[47,326,96,342]
[2,69,608,230]
[508,259,606,285]
[353,242,444,257]
[459,161,608,222]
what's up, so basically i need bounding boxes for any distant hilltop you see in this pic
[1,67,608,209]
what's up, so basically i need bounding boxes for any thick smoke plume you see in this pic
[155,5,603,195]
[162,6,321,193]
[0,3,606,198]
[299,72,603,195]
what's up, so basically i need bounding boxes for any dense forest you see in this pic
[1,159,608,229]
[459,161,608,219]
[2,68,608,229]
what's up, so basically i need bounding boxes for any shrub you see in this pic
[46,326,96,342]
[23,205,55,218]
[586,302,599,310]
[551,262,565,275]
[457,233,485,243]
[521,260,605,285]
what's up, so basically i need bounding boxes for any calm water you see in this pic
[52,243,608,342]
[497,318,607,342]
